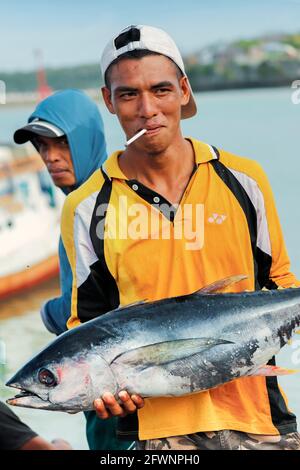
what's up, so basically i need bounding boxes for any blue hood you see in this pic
[35,90,107,336]
[29,89,107,194]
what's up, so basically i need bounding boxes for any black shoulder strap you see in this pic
[209,146,280,290]
[85,168,120,311]
[208,148,260,289]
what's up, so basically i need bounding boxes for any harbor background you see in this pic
[0,0,300,451]
[1,88,300,448]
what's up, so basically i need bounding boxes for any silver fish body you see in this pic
[6,282,300,412]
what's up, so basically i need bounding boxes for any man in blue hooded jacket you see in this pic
[13,89,134,451]
[14,89,107,335]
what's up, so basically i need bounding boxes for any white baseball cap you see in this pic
[100,25,197,119]
[14,118,64,144]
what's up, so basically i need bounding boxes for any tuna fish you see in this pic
[6,275,300,412]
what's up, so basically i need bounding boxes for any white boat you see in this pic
[0,144,64,299]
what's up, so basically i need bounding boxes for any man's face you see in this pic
[102,55,190,155]
[32,135,76,188]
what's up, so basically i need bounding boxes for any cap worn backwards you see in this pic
[100,25,197,119]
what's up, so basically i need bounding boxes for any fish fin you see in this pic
[116,300,147,311]
[111,337,234,368]
[194,274,248,295]
[249,365,299,377]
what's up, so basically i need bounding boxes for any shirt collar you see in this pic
[188,138,219,164]
[102,139,217,180]
[102,151,128,180]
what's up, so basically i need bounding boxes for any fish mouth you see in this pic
[14,390,37,399]
[6,386,50,409]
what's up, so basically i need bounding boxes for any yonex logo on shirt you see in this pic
[208,213,227,224]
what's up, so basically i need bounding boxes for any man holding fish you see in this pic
[62,24,300,450]
[9,25,300,450]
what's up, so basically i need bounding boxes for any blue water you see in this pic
[0,87,299,444]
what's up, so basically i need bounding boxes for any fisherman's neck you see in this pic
[119,135,195,193]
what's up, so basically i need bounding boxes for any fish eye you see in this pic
[38,368,57,387]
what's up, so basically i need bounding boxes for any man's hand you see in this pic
[93,391,145,419]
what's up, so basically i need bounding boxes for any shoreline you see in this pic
[0,83,295,108]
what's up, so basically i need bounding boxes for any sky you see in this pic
[0,0,300,72]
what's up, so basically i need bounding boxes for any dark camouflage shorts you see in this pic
[136,430,300,450]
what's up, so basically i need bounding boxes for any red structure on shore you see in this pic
[34,49,53,101]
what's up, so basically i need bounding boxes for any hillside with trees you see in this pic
[1,32,300,97]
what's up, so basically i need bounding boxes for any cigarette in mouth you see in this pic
[126,129,147,146]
